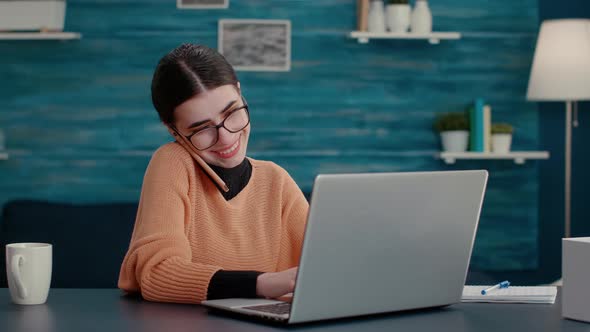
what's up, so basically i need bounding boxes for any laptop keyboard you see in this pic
[243,302,291,315]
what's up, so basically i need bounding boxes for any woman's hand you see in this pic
[256,267,298,299]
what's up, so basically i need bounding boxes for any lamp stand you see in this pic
[565,101,572,239]
[550,101,574,287]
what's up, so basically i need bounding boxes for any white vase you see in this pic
[386,4,411,33]
[491,134,512,153]
[367,0,386,33]
[440,131,469,152]
[410,0,432,34]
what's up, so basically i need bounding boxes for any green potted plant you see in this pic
[491,123,514,153]
[386,0,411,33]
[433,112,470,152]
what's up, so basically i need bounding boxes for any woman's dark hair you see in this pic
[151,43,239,124]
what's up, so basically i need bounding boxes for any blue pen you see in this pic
[481,281,510,295]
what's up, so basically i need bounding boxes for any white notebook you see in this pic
[462,286,557,304]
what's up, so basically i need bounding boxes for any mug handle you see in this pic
[10,254,28,299]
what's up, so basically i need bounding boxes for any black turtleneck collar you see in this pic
[207,158,252,201]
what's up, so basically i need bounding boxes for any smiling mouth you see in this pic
[212,137,241,158]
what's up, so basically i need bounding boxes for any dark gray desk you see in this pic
[1,288,589,332]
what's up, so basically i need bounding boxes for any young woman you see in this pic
[118,44,309,304]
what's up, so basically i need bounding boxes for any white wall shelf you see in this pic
[349,31,461,44]
[0,32,81,40]
[0,151,8,160]
[436,151,550,165]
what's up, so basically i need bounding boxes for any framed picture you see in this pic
[177,0,229,9]
[218,19,291,72]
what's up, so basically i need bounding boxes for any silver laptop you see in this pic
[202,170,488,324]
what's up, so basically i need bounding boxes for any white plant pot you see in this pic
[367,0,386,33]
[440,131,469,152]
[386,4,411,33]
[492,134,512,153]
[410,0,432,34]
[0,1,66,31]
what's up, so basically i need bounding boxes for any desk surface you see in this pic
[1,288,589,332]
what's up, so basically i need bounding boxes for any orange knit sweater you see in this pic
[118,142,309,304]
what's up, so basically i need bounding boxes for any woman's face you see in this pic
[171,84,250,168]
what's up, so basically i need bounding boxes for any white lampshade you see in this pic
[527,19,590,101]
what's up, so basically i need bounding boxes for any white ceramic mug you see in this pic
[6,243,52,305]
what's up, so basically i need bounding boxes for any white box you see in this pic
[563,237,590,323]
[0,1,66,31]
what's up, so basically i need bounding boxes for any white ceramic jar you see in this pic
[410,0,432,34]
[386,3,411,33]
[368,0,386,33]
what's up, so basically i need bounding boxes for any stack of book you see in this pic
[469,98,492,153]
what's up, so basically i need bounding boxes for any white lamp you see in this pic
[527,19,590,238]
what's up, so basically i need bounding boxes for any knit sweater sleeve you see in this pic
[277,169,310,270]
[118,145,222,304]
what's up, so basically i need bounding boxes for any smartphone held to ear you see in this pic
[170,129,229,192]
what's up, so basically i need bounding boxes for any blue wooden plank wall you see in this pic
[0,0,540,270]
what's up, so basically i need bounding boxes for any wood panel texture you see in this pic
[0,0,540,270]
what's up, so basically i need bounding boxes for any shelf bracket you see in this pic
[514,158,526,165]
[443,157,456,164]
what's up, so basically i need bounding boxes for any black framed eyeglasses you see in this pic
[173,103,250,151]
